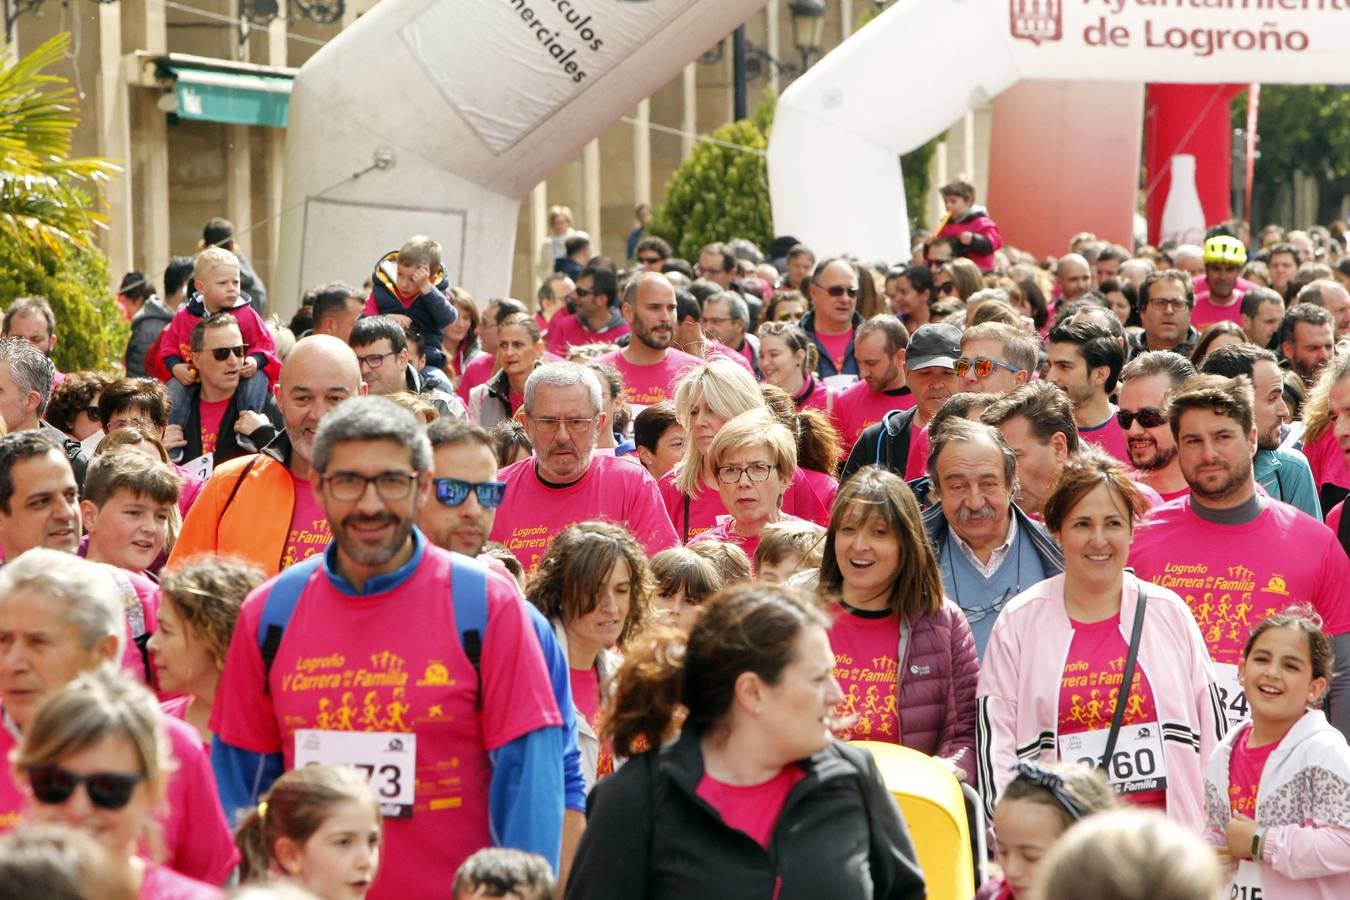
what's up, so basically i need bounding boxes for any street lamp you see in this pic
[790,0,828,72]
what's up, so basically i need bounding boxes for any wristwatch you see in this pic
[1251,827,1267,861]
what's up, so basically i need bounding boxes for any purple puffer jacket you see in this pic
[897,599,980,783]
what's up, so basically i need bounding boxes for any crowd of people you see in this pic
[0,188,1348,899]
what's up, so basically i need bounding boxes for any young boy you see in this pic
[753,519,826,584]
[81,451,181,576]
[365,235,458,370]
[933,179,1003,273]
[157,248,279,452]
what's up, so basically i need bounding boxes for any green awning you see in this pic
[167,65,293,128]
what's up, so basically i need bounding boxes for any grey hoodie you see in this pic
[125,296,173,377]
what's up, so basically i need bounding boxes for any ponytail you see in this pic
[234,806,271,883]
[603,624,688,758]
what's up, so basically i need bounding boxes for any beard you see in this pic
[335,512,414,567]
[635,320,673,350]
[1186,455,1252,503]
[1128,436,1177,472]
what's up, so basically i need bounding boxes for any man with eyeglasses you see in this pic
[803,257,866,384]
[957,323,1037,396]
[416,415,590,889]
[922,418,1063,657]
[176,312,282,471]
[697,242,737,291]
[545,264,631,356]
[211,397,566,898]
[1130,270,1200,359]
[489,362,676,573]
[349,315,465,419]
[595,273,701,412]
[700,290,760,378]
[1116,350,1196,501]
[169,335,367,576]
[0,549,238,883]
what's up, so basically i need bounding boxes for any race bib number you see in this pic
[1058,722,1168,795]
[294,729,416,819]
[182,453,214,481]
[1230,859,1263,899]
[1215,663,1252,725]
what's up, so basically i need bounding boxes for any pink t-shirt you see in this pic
[689,513,810,570]
[1157,486,1190,502]
[831,381,915,454]
[593,348,703,410]
[280,477,331,570]
[907,425,931,481]
[705,341,755,374]
[695,765,805,848]
[828,606,900,742]
[545,314,631,356]
[569,666,613,779]
[1303,428,1350,491]
[815,329,854,374]
[161,694,192,722]
[457,352,495,405]
[211,545,562,899]
[1057,613,1166,809]
[157,715,239,884]
[1328,500,1344,536]
[106,567,159,687]
[1078,406,1131,465]
[1228,722,1278,818]
[1128,498,1350,669]
[140,863,225,899]
[197,398,230,456]
[491,453,678,572]
[793,376,832,415]
[659,468,831,543]
[172,463,204,518]
[1190,292,1246,328]
[0,720,24,832]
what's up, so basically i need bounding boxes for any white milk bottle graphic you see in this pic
[1158,154,1206,246]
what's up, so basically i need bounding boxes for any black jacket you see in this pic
[179,384,282,465]
[842,407,920,485]
[565,727,926,900]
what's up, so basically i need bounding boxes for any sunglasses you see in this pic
[434,477,507,509]
[936,282,958,295]
[776,310,804,321]
[1116,406,1167,429]
[817,285,859,298]
[208,345,248,361]
[637,255,663,265]
[82,405,102,423]
[953,357,1020,379]
[26,765,146,810]
[575,287,594,298]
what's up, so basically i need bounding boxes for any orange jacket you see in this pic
[167,451,296,577]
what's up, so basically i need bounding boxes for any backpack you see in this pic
[255,551,490,709]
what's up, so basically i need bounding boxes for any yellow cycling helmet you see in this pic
[1202,235,1247,266]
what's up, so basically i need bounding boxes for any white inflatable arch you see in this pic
[273,0,764,306]
[768,0,1350,263]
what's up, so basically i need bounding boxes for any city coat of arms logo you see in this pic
[1011,0,1063,44]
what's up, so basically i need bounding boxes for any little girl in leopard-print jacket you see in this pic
[1204,611,1350,900]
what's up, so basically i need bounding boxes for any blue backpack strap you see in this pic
[449,552,489,711]
[257,555,325,694]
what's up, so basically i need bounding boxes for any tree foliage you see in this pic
[1234,86,1350,228]
[649,113,773,263]
[0,34,126,370]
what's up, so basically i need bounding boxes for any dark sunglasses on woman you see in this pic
[26,765,146,810]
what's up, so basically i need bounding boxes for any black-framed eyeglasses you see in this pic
[434,477,507,509]
[954,357,1020,379]
[637,255,663,265]
[1146,298,1191,312]
[528,414,598,435]
[1010,761,1088,820]
[698,266,725,276]
[26,765,146,810]
[356,350,397,370]
[716,462,775,484]
[1116,407,1167,429]
[817,284,859,298]
[776,310,805,321]
[320,470,420,502]
[208,345,248,361]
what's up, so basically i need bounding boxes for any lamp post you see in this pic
[789,0,827,72]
